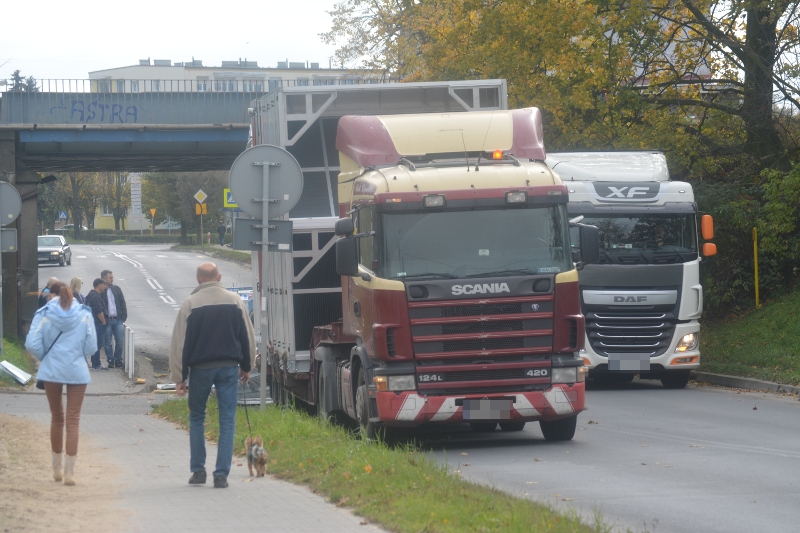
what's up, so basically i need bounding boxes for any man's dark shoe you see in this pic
[213,474,228,488]
[188,470,207,485]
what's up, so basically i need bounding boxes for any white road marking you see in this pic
[156,255,168,258]
[75,256,87,259]
[97,255,107,258]
[110,251,180,311]
[146,278,164,290]
[159,294,177,305]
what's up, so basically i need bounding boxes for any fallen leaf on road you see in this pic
[641,463,647,465]
[534,458,541,461]
[243,478,253,482]
[364,464,373,474]
[641,444,648,447]
[588,420,598,424]
[753,405,758,410]
[461,452,468,456]
[463,463,470,466]
[359,521,368,525]
[526,481,537,484]
[337,497,350,507]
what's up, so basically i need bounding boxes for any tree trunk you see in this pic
[68,173,82,241]
[180,220,188,245]
[741,7,786,167]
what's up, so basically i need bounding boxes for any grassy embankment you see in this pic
[0,338,37,387]
[701,290,800,385]
[170,245,251,265]
[153,398,606,533]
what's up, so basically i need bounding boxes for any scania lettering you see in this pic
[245,82,599,441]
[546,152,717,389]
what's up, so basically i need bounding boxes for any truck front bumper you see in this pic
[375,383,585,427]
[582,321,701,373]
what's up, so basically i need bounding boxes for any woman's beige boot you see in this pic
[63,455,77,486]
[52,452,63,482]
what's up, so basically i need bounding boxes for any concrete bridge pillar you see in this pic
[0,132,39,338]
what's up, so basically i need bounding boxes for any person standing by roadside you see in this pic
[217,221,226,246]
[69,277,85,304]
[100,270,127,369]
[25,281,96,486]
[84,278,109,371]
[39,277,59,309]
[169,262,255,489]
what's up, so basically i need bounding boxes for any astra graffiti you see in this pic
[48,98,147,124]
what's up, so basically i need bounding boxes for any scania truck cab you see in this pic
[546,152,716,389]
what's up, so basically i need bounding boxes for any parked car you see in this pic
[37,235,72,266]
[54,224,87,233]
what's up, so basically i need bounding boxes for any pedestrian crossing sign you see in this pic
[223,188,238,208]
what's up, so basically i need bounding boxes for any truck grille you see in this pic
[409,295,554,393]
[585,311,675,357]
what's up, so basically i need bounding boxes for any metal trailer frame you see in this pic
[249,80,509,375]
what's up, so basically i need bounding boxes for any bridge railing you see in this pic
[0,77,397,125]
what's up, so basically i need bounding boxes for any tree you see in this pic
[9,69,38,92]
[103,173,131,231]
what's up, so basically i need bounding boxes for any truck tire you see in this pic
[499,421,526,432]
[317,368,333,422]
[539,415,577,441]
[469,422,497,432]
[660,370,691,389]
[356,367,379,441]
[270,365,283,406]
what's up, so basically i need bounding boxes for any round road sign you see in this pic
[0,182,22,225]
[228,145,303,219]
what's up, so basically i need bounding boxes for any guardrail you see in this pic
[123,324,135,380]
[0,78,396,125]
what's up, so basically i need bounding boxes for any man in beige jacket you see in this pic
[169,262,255,488]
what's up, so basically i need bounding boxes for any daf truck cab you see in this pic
[546,152,716,389]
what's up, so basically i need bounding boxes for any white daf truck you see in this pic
[546,152,716,389]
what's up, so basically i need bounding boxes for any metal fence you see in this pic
[0,78,396,125]
[124,324,136,380]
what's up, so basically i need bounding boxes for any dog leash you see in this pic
[242,375,254,440]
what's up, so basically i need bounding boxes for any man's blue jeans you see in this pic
[91,323,107,368]
[188,365,239,478]
[104,318,124,363]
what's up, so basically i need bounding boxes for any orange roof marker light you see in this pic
[492,149,504,160]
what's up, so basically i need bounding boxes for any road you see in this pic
[423,380,800,533]
[37,243,253,371]
[36,244,800,533]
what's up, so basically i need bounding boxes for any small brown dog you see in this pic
[245,435,268,477]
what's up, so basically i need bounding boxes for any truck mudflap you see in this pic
[375,383,585,426]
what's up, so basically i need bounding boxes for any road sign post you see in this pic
[229,145,303,408]
[150,208,156,235]
[0,182,23,356]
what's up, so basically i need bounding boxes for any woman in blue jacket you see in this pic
[25,281,97,486]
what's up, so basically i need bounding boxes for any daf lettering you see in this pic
[614,295,648,303]
[451,283,511,295]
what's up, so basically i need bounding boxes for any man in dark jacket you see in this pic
[100,270,127,369]
[217,221,226,246]
[38,277,59,309]
[84,278,109,370]
[169,262,255,489]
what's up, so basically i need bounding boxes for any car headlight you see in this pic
[551,367,578,384]
[51,251,60,255]
[675,333,699,352]
[373,375,416,392]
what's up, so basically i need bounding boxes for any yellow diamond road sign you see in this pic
[194,189,208,204]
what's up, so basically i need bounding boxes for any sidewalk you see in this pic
[0,392,384,533]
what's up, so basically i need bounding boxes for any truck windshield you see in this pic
[571,214,697,264]
[381,206,572,279]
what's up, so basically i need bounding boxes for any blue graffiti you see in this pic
[66,100,141,123]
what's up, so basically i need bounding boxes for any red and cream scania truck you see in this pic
[248,81,599,440]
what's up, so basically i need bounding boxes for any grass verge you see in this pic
[701,290,800,385]
[171,245,251,265]
[0,337,37,388]
[153,398,601,533]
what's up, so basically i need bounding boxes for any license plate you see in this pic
[608,353,650,371]
[463,399,512,420]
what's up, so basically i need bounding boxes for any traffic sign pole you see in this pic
[0,182,23,357]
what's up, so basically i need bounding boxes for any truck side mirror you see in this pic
[335,237,359,276]
[579,225,600,265]
[335,217,354,236]
[701,215,714,240]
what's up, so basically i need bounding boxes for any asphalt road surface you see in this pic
[423,380,800,533]
[36,244,800,532]
[37,243,253,371]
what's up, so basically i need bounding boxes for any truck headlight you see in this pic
[675,333,699,352]
[551,367,577,384]
[373,375,416,392]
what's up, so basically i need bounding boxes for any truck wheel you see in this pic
[356,367,379,441]
[660,370,691,389]
[317,367,333,422]
[469,422,497,432]
[539,415,577,441]
[270,365,283,406]
[499,421,526,432]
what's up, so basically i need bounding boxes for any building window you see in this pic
[101,202,113,216]
[244,80,263,92]
[313,79,335,86]
[96,80,111,93]
[130,80,139,92]
[152,80,160,91]
[215,79,237,92]
[268,79,282,91]
[116,80,126,92]
[296,79,309,86]
[197,77,209,92]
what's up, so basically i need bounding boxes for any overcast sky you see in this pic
[1,0,343,80]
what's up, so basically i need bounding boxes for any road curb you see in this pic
[170,245,251,268]
[691,371,800,396]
